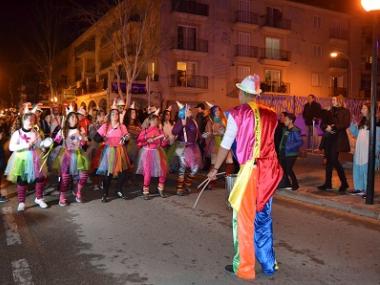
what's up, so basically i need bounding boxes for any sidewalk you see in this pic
[275,152,380,221]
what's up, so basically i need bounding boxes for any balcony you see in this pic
[172,38,208,55]
[329,58,348,74]
[100,58,113,70]
[260,15,291,34]
[235,45,259,59]
[171,0,209,17]
[259,48,291,66]
[329,29,349,42]
[170,74,208,93]
[74,79,104,96]
[330,87,347,97]
[75,39,95,57]
[235,11,259,28]
[261,81,290,94]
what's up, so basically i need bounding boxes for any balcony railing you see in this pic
[330,87,347,97]
[75,39,95,56]
[74,79,104,95]
[330,29,348,40]
[235,45,259,58]
[329,58,348,69]
[171,0,209,16]
[260,48,291,61]
[261,82,290,94]
[235,11,259,25]
[170,74,208,89]
[260,15,291,30]
[173,38,208,53]
[100,58,113,70]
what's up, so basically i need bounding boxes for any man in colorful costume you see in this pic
[208,74,283,280]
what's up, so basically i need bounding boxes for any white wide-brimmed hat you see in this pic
[236,74,262,95]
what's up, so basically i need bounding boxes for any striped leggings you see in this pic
[17,177,46,203]
[60,172,88,196]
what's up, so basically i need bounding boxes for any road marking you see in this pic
[11,258,34,285]
[2,206,22,246]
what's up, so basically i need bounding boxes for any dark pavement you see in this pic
[0,173,379,285]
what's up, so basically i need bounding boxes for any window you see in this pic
[176,61,197,86]
[148,62,158,80]
[311,73,321,87]
[266,7,283,27]
[313,16,321,29]
[265,70,281,84]
[238,31,251,46]
[265,37,281,59]
[239,0,253,11]
[177,25,197,50]
[313,45,322,57]
[237,65,251,80]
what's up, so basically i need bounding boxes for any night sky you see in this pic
[0,0,359,102]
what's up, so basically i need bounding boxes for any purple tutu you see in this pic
[176,143,202,170]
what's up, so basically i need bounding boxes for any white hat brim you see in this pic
[236,83,262,95]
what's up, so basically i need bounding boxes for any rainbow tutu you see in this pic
[96,145,130,176]
[136,147,168,177]
[53,147,89,176]
[5,149,47,183]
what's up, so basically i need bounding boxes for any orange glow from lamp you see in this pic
[361,0,380,11]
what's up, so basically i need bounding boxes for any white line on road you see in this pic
[2,206,22,246]
[11,259,34,285]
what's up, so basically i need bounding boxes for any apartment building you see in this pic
[54,0,364,111]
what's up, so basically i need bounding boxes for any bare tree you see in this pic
[75,0,161,107]
[25,0,65,102]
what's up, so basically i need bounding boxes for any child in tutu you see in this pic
[53,106,89,206]
[136,113,169,200]
[5,105,48,211]
[95,102,130,203]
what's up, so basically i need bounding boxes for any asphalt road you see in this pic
[0,178,379,285]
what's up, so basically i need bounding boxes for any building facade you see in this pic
[54,0,365,111]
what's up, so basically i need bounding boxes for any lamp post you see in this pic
[330,51,353,98]
[361,0,380,205]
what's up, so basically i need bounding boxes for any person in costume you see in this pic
[161,106,177,172]
[94,101,130,203]
[203,101,234,180]
[123,101,142,171]
[88,109,106,191]
[136,111,169,200]
[141,106,159,129]
[5,104,48,211]
[208,74,283,280]
[77,107,91,136]
[172,101,202,195]
[349,103,380,197]
[53,105,89,206]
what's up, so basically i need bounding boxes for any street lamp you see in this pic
[361,0,380,205]
[329,51,353,98]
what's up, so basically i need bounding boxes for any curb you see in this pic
[276,189,380,221]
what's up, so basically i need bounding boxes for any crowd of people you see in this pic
[0,96,238,210]
[0,91,378,210]
[281,93,380,198]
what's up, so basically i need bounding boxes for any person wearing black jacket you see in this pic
[195,103,211,170]
[318,95,351,193]
[303,94,322,150]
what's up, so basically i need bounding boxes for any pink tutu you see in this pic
[136,147,168,177]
